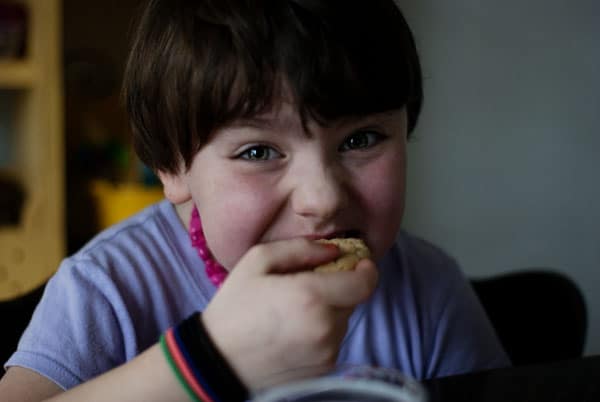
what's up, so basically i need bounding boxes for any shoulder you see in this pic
[366,231,467,320]
[385,231,478,324]
[74,200,176,267]
[394,230,460,271]
[387,232,510,377]
[53,199,209,318]
[39,200,182,324]
[381,231,464,296]
[340,232,469,377]
[61,200,194,293]
[345,232,508,378]
[4,201,204,388]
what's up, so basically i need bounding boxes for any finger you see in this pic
[311,258,379,308]
[238,238,340,276]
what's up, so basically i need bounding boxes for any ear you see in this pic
[157,170,191,204]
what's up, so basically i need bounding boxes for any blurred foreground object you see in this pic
[253,365,427,402]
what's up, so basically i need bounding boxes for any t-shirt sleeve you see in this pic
[4,257,128,390]
[424,259,511,378]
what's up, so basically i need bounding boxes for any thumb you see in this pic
[311,259,379,308]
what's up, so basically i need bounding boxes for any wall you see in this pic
[397,0,600,354]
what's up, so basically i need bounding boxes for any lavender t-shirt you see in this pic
[5,200,509,389]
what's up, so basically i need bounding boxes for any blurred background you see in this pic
[0,0,598,355]
[399,0,600,356]
[61,0,160,252]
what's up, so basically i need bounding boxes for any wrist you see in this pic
[159,312,249,402]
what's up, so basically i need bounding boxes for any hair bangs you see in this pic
[124,0,423,173]
[278,0,423,132]
[190,0,423,144]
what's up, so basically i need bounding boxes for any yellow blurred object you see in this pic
[91,180,164,229]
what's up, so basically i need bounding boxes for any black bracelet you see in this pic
[178,312,249,402]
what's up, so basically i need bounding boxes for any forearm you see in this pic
[45,344,188,402]
[2,240,378,402]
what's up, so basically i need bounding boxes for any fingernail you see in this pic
[321,243,338,252]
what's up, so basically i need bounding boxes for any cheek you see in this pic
[359,153,406,214]
[355,152,406,254]
[194,177,278,270]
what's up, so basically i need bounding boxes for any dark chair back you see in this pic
[471,270,587,366]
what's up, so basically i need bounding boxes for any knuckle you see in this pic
[295,281,322,310]
[294,291,317,315]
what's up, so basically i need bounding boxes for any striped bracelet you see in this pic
[160,312,249,402]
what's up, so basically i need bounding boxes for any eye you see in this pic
[339,130,385,152]
[237,145,282,161]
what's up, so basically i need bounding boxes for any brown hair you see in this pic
[123,0,423,174]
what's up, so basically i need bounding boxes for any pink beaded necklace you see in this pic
[189,206,229,287]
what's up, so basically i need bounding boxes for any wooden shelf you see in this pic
[0,0,64,301]
[0,60,37,89]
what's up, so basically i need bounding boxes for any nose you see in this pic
[291,162,349,222]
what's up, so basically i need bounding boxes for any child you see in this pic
[1,0,509,400]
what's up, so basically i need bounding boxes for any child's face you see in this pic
[163,101,407,270]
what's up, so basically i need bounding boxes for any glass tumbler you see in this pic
[251,365,427,402]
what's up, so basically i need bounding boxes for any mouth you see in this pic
[313,229,363,240]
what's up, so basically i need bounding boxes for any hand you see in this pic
[201,238,379,391]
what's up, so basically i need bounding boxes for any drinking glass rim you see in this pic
[252,375,426,402]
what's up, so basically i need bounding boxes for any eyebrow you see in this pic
[233,117,277,129]
[229,114,302,135]
[332,110,402,131]
[342,110,398,123]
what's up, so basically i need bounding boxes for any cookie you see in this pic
[314,238,371,272]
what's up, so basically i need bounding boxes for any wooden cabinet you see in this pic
[0,0,64,300]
